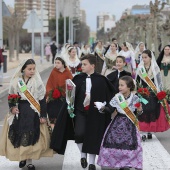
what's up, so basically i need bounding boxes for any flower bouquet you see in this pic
[48,87,64,102]
[8,94,21,119]
[137,87,150,105]
[156,91,170,124]
[75,67,82,75]
[66,79,76,118]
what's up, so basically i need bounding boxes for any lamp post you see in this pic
[0,0,3,47]
[40,0,44,63]
[56,0,59,54]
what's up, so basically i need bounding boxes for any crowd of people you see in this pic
[0,38,170,170]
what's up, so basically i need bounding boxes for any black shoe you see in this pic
[27,164,35,170]
[81,158,88,168]
[0,85,2,87]
[147,133,152,139]
[19,160,26,168]
[142,135,147,141]
[88,164,96,170]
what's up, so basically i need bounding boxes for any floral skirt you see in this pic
[0,114,54,161]
[97,114,143,169]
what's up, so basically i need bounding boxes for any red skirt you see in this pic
[139,105,170,132]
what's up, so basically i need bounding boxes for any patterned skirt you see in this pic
[97,113,143,169]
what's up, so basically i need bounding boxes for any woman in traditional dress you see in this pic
[46,57,73,128]
[0,59,53,170]
[157,45,170,91]
[101,42,118,76]
[94,41,105,73]
[61,43,69,56]
[81,44,91,58]
[119,42,136,76]
[64,46,81,77]
[136,50,170,140]
[134,42,146,67]
[97,76,143,170]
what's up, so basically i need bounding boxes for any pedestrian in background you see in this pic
[45,43,52,62]
[0,46,4,87]
[50,41,58,64]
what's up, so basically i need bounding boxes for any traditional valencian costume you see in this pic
[94,44,105,73]
[0,59,53,162]
[64,46,81,77]
[157,45,170,91]
[134,42,146,67]
[136,51,170,133]
[119,42,136,74]
[101,49,118,76]
[46,62,73,124]
[97,93,143,170]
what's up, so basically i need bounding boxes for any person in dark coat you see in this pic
[107,56,131,93]
[0,47,4,87]
[50,41,58,64]
[50,54,115,170]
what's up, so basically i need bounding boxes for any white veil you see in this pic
[9,59,46,100]
[136,50,163,92]
[126,42,134,52]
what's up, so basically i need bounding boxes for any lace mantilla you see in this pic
[109,93,139,114]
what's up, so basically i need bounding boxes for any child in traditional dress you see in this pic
[96,76,143,170]
[0,59,53,170]
[136,50,170,140]
[46,57,73,128]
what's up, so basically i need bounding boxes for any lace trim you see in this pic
[8,118,40,148]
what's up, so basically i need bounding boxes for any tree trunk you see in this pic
[153,17,159,58]
[8,30,15,61]
[16,30,20,60]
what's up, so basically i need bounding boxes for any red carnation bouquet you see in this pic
[134,102,141,108]
[137,88,150,97]
[48,87,64,102]
[156,91,170,124]
[8,94,21,119]
[157,91,166,101]
[8,94,21,103]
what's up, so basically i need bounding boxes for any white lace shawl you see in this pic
[9,59,46,101]
[109,93,139,114]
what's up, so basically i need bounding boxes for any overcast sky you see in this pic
[5,0,151,31]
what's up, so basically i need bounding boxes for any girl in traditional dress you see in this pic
[119,42,136,76]
[136,50,170,140]
[61,43,70,59]
[94,41,105,73]
[0,59,53,170]
[81,44,91,58]
[101,42,118,76]
[157,45,170,91]
[96,76,143,170]
[46,57,73,128]
[64,46,81,77]
[134,42,146,67]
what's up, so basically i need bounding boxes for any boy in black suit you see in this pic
[107,56,131,93]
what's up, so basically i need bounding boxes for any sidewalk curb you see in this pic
[0,65,53,99]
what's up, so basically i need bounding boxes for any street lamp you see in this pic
[56,0,59,54]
